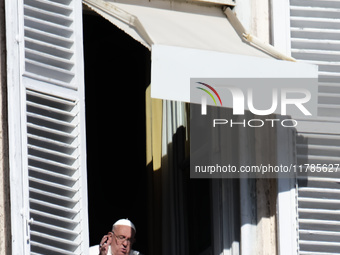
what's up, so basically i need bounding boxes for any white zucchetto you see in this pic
[112,219,136,233]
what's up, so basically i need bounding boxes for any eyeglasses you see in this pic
[112,232,134,245]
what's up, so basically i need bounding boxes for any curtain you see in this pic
[145,86,189,255]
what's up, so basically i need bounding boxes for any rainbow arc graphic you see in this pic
[196,82,223,106]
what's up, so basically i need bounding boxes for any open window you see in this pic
[82,10,150,253]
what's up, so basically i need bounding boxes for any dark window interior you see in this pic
[83,11,151,253]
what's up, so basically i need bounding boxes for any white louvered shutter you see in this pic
[6,0,89,254]
[290,0,340,118]
[288,0,340,254]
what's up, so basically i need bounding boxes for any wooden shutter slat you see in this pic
[30,209,79,227]
[24,4,73,26]
[25,26,73,48]
[27,113,77,134]
[28,155,78,173]
[29,165,77,182]
[28,134,78,153]
[30,231,79,249]
[25,59,75,79]
[24,16,73,37]
[28,147,77,170]
[27,123,78,140]
[291,38,340,51]
[29,176,78,194]
[29,241,77,255]
[30,187,78,207]
[290,0,340,9]
[25,0,73,14]
[29,198,79,217]
[25,48,74,70]
[30,218,80,236]
[25,37,73,59]
[290,6,340,20]
[299,252,340,255]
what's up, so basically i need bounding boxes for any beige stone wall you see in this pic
[233,0,271,43]
[234,1,279,254]
[0,0,12,254]
[252,2,278,254]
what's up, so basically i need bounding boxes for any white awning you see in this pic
[83,0,318,102]
[83,0,269,56]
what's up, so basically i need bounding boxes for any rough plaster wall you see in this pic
[234,1,278,254]
[233,0,271,43]
[251,2,278,254]
[255,117,278,255]
[0,0,11,254]
[251,0,270,44]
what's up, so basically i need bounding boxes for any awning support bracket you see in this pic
[224,7,296,62]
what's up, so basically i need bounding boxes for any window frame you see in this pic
[5,0,27,253]
[270,0,292,56]
[271,1,299,254]
[191,0,236,6]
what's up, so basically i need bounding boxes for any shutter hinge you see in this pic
[15,34,22,44]
[25,218,34,243]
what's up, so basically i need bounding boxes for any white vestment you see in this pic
[89,245,141,255]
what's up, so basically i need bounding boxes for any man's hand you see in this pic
[99,233,113,255]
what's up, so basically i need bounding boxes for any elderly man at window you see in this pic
[89,219,142,255]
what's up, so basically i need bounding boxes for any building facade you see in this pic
[0,0,339,254]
